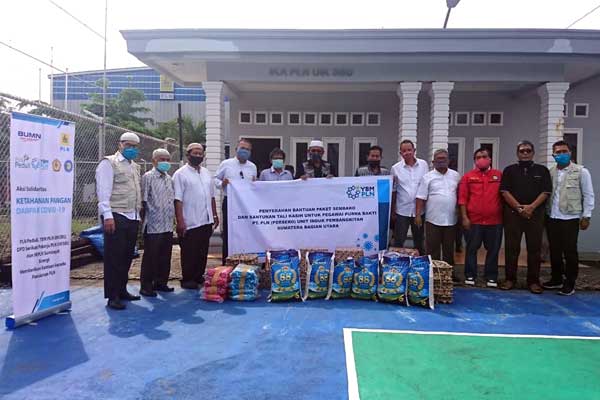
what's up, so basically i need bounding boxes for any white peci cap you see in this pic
[120,131,140,144]
[308,140,324,149]
[152,148,171,159]
[186,142,204,152]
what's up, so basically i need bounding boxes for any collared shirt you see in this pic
[214,157,257,196]
[354,165,390,176]
[390,158,429,217]
[173,164,215,231]
[259,167,294,181]
[550,166,594,220]
[458,168,503,225]
[500,162,552,205]
[95,151,140,221]
[416,168,461,226]
[142,168,175,234]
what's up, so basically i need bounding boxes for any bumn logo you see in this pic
[17,130,42,142]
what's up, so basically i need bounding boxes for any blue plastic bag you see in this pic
[408,255,435,309]
[351,254,379,301]
[268,250,302,302]
[303,251,334,300]
[378,252,410,305]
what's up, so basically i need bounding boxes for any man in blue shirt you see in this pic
[259,148,294,181]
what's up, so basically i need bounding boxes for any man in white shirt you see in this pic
[415,149,461,266]
[214,138,257,263]
[390,139,429,255]
[543,140,595,296]
[95,131,142,310]
[174,143,219,290]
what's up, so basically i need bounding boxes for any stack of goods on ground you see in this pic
[432,260,454,304]
[268,250,302,302]
[229,264,261,301]
[226,253,269,290]
[201,266,233,302]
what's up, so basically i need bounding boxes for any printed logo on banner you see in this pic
[15,154,31,169]
[15,155,49,170]
[59,133,71,152]
[64,160,73,172]
[52,159,62,172]
[17,130,42,143]
[346,185,375,200]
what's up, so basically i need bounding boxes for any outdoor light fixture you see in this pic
[444,0,461,28]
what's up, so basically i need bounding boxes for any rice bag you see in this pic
[351,254,379,301]
[378,252,410,304]
[268,250,302,302]
[408,255,435,309]
[201,266,233,303]
[326,258,355,300]
[303,251,334,300]
[229,264,260,301]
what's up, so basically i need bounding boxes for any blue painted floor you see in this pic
[1,286,599,400]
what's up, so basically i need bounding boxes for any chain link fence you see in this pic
[0,92,181,262]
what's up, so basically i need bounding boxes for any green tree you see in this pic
[153,115,206,145]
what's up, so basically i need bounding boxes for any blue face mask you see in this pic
[553,153,571,166]
[272,159,284,169]
[122,147,139,160]
[156,161,171,173]
[237,148,251,161]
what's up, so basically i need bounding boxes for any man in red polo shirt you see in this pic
[458,147,503,288]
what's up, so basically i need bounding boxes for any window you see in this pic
[319,112,333,126]
[239,111,252,125]
[288,111,301,126]
[448,137,465,175]
[563,103,568,118]
[488,112,504,126]
[563,129,583,164]
[270,112,283,125]
[352,137,378,172]
[323,137,346,176]
[474,137,500,170]
[454,112,469,126]
[573,103,589,118]
[366,112,381,126]
[351,112,365,126]
[254,111,267,125]
[335,112,349,126]
[472,112,487,126]
[303,112,317,126]
[291,137,313,174]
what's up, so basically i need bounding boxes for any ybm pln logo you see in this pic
[17,130,42,143]
[346,185,375,200]
[59,132,71,153]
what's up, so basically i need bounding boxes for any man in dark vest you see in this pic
[296,140,337,179]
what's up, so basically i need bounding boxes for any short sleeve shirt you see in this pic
[416,169,461,226]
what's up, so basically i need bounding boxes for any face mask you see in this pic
[156,161,171,173]
[553,153,571,166]
[122,147,138,160]
[367,160,380,168]
[518,160,534,168]
[310,152,322,162]
[475,158,491,170]
[237,148,251,161]
[272,159,284,169]
[433,160,449,169]
[188,155,203,166]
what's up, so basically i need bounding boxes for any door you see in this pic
[244,137,282,173]
[353,137,378,173]
[323,137,346,177]
[474,137,500,170]
[291,137,312,178]
[448,137,465,175]
[563,129,583,163]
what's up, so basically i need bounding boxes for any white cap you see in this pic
[120,131,140,144]
[186,142,204,152]
[152,148,171,159]
[309,140,324,149]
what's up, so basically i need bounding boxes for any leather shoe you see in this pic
[180,281,199,290]
[154,284,175,292]
[120,291,141,301]
[107,298,126,310]
[529,283,544,294]
[139,289,157,297]
[500,280,514,290]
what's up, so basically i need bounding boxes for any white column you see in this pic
[428,82,454,161]
[396,82,422,159]
[537,82,569,166]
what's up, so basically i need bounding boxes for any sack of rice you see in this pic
[229,264,260,301]
[351,254,379,301]
[326,258,356,300]
[302,251,334,300]
[377,252,410,305]
[407,255,434,309]
[268,250,302,302]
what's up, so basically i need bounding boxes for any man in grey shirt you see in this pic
[355,145,390,176]
[259,148,294,181]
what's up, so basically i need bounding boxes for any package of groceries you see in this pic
[229,264,261,301]
[351,254,379,301]
[268,250,302,302]
[377,252,410,305]
[326,257,355,300]
[303,251,334,300]
[408,255,435,310]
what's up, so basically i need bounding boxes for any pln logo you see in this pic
[59,132,71,152]
[346,185,375,200]
[17,130,42,143]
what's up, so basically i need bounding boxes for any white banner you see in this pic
[9,112,75,320]
[228,176,392,255]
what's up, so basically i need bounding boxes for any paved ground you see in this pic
[1,285,599,400]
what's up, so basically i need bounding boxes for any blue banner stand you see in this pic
[5,301,72,330]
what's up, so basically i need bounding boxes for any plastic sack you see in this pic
[326,258,355,300]
[351,254,379,301]
[303,251,334,300]
[229,264,260,301]
[80,225,140,258]
[408,255,435,310]
[268,250,302,302]
[201,266,233,303]
[377,252,410,304]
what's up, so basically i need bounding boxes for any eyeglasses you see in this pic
[240,171,244,179]
[518,148,533,154]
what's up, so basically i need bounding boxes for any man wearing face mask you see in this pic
[415,149,461,266]
[139,149,175,297]
[354,145,390,176]
[499,140,552,293]
[543,140,594,296]
[458,148,503,288]
[259,148,293,181]
[174,143,219,289]
[95,131,143,310]
[214,138,257,263]
[295,140,337,179]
